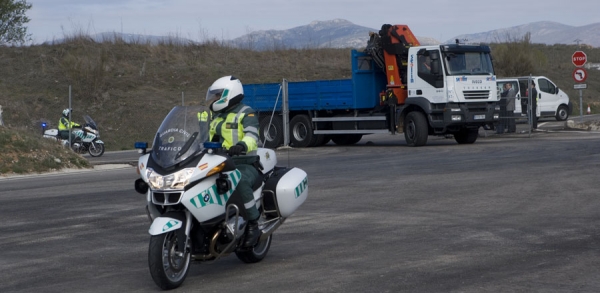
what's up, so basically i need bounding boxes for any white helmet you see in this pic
[62,108,71,117]
[206,76,244,112]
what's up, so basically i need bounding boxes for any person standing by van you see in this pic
[530,81,539,129]
[504,83,517,132]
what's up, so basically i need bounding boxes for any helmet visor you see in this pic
[206,88,227,101]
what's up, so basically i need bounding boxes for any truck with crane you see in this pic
[243,24,500,148]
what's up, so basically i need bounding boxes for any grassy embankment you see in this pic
[0,33,598,174]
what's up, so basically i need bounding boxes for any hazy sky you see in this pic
[26,0,600,44]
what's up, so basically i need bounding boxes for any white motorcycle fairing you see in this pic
[149,217,183,235]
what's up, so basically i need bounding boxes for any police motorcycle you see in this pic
[42,115,105,157]
[134,105,308,290]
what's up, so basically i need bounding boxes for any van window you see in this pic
[498,81,519,97]
[538,78,556,94]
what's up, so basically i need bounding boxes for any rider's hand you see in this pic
[227,144,246,156]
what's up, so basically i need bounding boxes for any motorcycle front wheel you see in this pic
[88,141,105,157]
[148,232,191,290]
[235,234,272,263]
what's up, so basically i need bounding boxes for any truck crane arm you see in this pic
[365,24,420,105]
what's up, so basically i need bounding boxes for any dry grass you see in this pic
[0,36,351,151]
[0,127,90,175]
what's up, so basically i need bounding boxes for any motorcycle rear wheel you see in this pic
[148,232,191,290]
[235,234,272,263]
[88,141,105,157]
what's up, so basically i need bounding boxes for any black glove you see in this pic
[227,144,246,156]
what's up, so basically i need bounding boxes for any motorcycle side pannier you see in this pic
[262,167,308,218]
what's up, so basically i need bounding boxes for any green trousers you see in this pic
[236,164,260,220]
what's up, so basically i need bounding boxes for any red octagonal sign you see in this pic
[572,51,587,67]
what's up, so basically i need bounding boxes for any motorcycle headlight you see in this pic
[145,168,195,190]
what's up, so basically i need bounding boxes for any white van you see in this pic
[498,76,572,121]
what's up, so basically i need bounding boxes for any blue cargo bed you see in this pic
[242,50,387,113]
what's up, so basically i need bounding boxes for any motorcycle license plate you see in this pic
[474,114,485,120]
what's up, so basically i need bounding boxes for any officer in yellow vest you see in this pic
[205,76,261,247]
[58,108,81,142]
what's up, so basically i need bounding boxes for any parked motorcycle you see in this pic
[134,105,308,290]
[42,115,105,157]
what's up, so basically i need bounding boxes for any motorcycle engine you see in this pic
[224,217,246,241]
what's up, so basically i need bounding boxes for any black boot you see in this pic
[243,219,261,247]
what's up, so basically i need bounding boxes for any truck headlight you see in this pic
[494,114,500,119]
[146,168,195,190]
[452,115,462,121]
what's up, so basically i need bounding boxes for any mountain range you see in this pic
[450,21,600,47]
[69,19,599,49]
[230,19,440,50]
[231,19,600,49]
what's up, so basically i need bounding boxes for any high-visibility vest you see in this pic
[209,104,259,153]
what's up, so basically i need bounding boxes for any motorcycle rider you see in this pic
[58,108,81,143]
[205,75,262,247]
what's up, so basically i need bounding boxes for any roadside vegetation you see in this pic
[0,127,89,175]
[0,31,598,173]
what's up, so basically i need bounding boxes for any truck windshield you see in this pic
[443,51,494,76]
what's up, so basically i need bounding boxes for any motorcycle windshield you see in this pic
[83,115,98,129]
[151,105,211,169]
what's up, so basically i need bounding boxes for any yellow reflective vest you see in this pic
[58,117,80,131]
[209,103,259,153]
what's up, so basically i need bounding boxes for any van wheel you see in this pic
[555,105,569,121]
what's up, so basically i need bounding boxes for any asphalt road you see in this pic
[2,125,600,292]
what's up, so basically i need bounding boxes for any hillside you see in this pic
[0,38,351,151]
[0,37,599,153]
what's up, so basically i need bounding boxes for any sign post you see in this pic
[572,51,587,119]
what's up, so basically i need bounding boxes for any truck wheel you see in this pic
[555,105,569,121]
[404,112,428,146]
[259,116,283,148]
[331,134,362,145]
[290,115,316,148]
[454,128,478,144]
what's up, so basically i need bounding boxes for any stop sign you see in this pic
[572,51,587,67]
